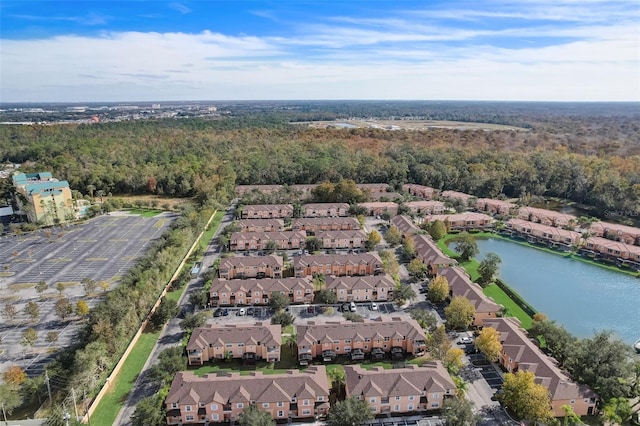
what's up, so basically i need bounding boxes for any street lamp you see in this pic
[63,412,71,426]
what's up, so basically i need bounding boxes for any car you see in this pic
[246,307,254,316]
[222,309,229,316]
[237,308,246,316]
[370,302,378,311]
[349,301,357,312]
[458,337,473,344]
[341,303,350,312]
[214,308,223,317]
[307,305,315,314]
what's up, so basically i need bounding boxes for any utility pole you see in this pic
[63,411,70,426]
[44,369,52,406]
[71,387,79,421]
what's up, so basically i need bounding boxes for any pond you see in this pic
[475,238,640,344]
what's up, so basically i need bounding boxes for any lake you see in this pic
[475,238,640,344]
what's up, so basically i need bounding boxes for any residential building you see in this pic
[345,363,455,414]
[402,184,438,200]
[581,236,640,269]
[517,207,577,228]
[404,201,446,215]
[369,191,402,201]
[425,212,494,230]
[357,183,390,194]
[440,267,501,326]
[589,221,640,246]
[230,230,306,251]
[294,253,383,278]
[240,204,294,219]
[483,317,598,417]
[209,277,314,306]
[165,366,330,424]
[390,215,420,237]
[291,217,360,233]
[441,190,476,206]
[235,185,282,196]
[506,219,581,248]
[296,318,427,365]
[316,230,367,249]
[290,184,318,195]
[325,274,396,302]
[186,322,281,365]
[219,255,283,280]
[302,203,349,217]
[358,202,399,217]
[236,219,284,233]
[12,172,75,225]
[413,235,456,276]
[475,198,518,216]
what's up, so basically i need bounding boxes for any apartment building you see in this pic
[440,267,501,326]
[357,183,390,194]
[475,198,518,216]
[441,190,476,206]
[186,322,281,365]
[425,212,494,231]
[413,235,456,276]
[230,230,306,251]
[404,201,446,215]
[581,236,640,268]
[294,253,383,278]
[517,207,577,228]
[483,317,598,417]
[390,215,420,237]
[209,277,314,306]
[240,204,294,219]
[506,219,581,248]
[589,221,640,246]
[296,318,426,365]
[219,255,283,280]
[235,219,284,233]
[316,230,367,249]
[165,366,330,424]
[291,217,361,233]
[325,274,396,302]
[358,202,399,217]
[402,184,438,200]
[345,363,455,415]
[12,172,75,225]
[302,203,349,217]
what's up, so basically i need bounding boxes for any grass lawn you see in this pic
[483,284,533,329]
[199,211,224,251]
[127,209,164,217]
[90,330,161,426]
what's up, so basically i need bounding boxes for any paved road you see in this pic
[113,205,236,425]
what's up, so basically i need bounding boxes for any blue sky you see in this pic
[1,0,638,102]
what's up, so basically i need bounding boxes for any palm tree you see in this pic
[327,367,346,399]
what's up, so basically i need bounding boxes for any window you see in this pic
[431,403,439,408]
[237,403,244,409]
[395,396,400,401]
[238,343,244,347]
[277,402,284,407]
[303,399,309,406]
[433,392,439,399]
[171,403,178,409]
[393,405,400,411]
[212,414,219,421]
[263,403,269,408]
[199,402,205,407]
[226,344,233,348]
[277,411,284,417]
[384,337,390,341]
[302,410,311,415]
[186,415,195,421]
[570,399,575,404]
[345,339,351,343]
[185,405,192,412]
[370,397,377,403]
[409,395,414,401]
[318,396,324,401]
[408,404,414,410]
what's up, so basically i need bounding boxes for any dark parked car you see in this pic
[341,303,350,312]
[246,307,255,316]
[214,308,223,317]
[222,309,229,316]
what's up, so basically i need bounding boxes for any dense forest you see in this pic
[1,102,639,218]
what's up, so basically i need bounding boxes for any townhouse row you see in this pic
[229,229,367,251]
[208,274,396,307]
[166,361,456,425]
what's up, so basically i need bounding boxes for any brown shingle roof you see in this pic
[413,235,456,266]
[391,215,420,236]
[187,323,281,352]
[294,253,383,268]
[296,318,426,347]
[325,274,395,291]
[210,277,313,295]
[220,255,283,269]
[440,267,500,313]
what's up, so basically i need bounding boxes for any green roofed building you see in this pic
[13,172,75,225]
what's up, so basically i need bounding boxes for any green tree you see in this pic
[24,301,40,321]
[561,404,582,425]
[407,258,428,280]
[3,366,26,386]
[327,396,373,426]
[55,282,65,296]
[409,308,437,332]
[378,249,399,277]
[315,289,337,305]
[327,367,346,398]
[0,383,22,424]
[21,327,38,348]
[454,232,478,262]
[501,370,553,423]
[365,230,382,251]
[148,347,187,386]
[2,304,17,322]
[429,220,447,241]
[477,253,501,285]
[528,320,577,365]
[76,300,90,317]
[179,312,207,332]
[305,236,322,253]
[444,296,475,330]
[237,405,275,426]
[384,226,402,246]
[428,275,450,303]
[54,298,73,320]
[131,395,165,426]
[81,277,97,295]
[442,396,479,426]
[46,331,59,344]
[428,325,451,360]
[151,297,179,327]
[35,280,48,296]
[271,311,294,327]
[403,235,416,259]
[602,397,633,425]
[269,292,290,311]
[443,348,465,374]
[474,327,502,362]
[393,283,416,305]
[189,288,209,309]
[264,240,279,254]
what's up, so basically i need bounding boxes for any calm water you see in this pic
[475,238,640,344]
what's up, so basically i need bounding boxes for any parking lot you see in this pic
[468,353,504,389]
[0,212,175,375]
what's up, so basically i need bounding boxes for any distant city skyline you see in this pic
[1,0,639,102]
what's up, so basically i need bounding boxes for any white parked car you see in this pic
[237,308,246,316]
[349,301,357,312]
[370,302,378,311]
[458,337,473,344]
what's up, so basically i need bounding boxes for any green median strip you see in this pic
[90,330,161,426]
